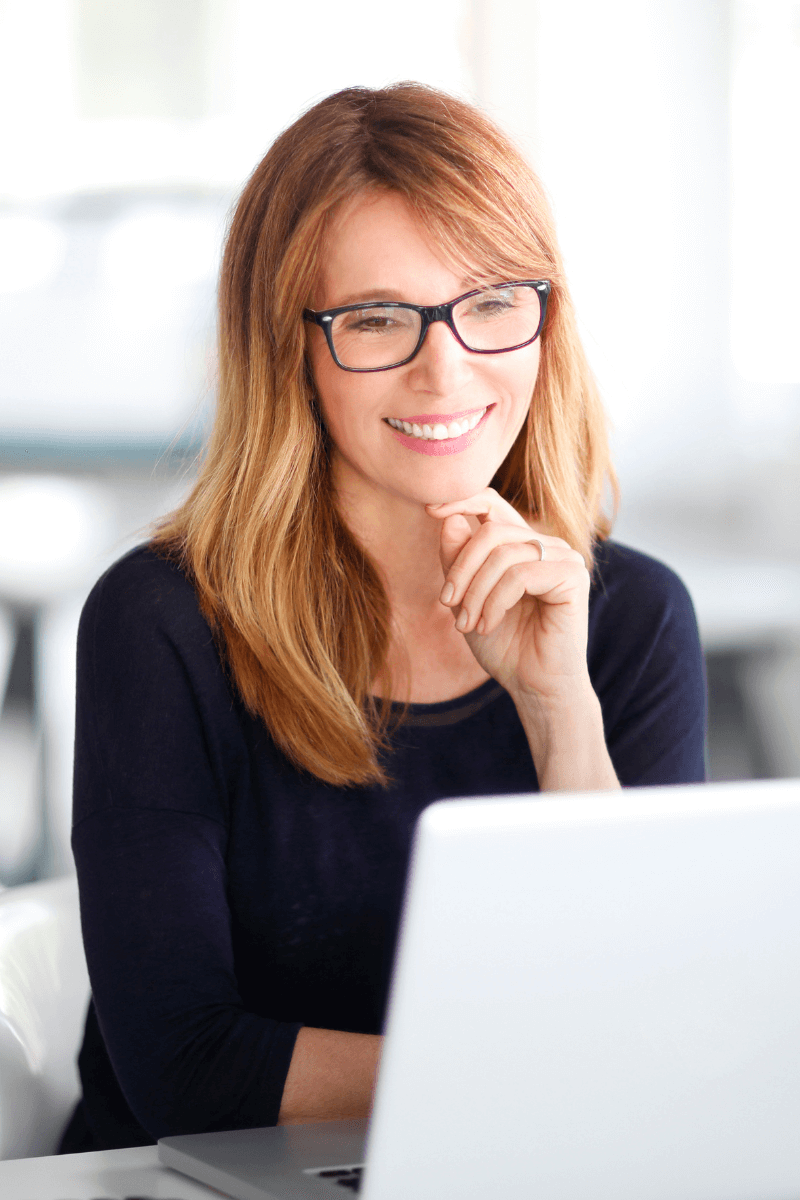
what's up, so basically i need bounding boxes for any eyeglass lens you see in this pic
[329,283,542,370]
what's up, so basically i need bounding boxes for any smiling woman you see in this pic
[60,84,707,1154]
[152,84,618,755]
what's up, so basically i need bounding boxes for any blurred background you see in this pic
[0,0,798,885]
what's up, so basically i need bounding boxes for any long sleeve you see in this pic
[71,550,302,1140]
[588,542,707,786]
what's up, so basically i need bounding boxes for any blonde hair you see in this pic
[153,82,617,789]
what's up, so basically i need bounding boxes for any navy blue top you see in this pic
[58,539,706,1153]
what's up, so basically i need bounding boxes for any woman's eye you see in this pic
[341,308,410,334]
[467,290,515,317]
[351,316,393,330]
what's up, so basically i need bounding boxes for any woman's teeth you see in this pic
[386,407,487,441]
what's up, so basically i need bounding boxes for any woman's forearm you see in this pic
[278,1027,383,1124]
[512,685,621,792]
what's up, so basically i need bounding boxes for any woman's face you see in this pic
[307,189,541,511]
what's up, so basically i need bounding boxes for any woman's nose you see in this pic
[407,318,472,393]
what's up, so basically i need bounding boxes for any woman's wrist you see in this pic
[509,681,621,793]
[278,1027,383,1125]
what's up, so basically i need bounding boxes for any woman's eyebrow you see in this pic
[331,281,481,308]
[332,288,414,307]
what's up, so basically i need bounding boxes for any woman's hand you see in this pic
[426,487,592,706]
[427,488,619,791]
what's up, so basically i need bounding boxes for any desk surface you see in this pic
[0,1144,232,1200]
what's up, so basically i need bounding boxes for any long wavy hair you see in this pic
[152,82,617,789]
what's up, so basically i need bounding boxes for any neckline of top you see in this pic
[372,675,507,727]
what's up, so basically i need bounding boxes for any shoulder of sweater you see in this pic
[590,538,697,621]
[592,538,691,595]
[82,541,208,637]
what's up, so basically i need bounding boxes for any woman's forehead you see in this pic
[315,189,497,307]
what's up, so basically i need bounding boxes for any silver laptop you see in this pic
[159,778,800,1200]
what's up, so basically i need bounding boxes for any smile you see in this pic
[383,405,494,456]
[384,406,488,441]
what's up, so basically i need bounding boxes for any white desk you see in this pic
[0,1144,233,1200]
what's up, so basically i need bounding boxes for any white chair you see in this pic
[0,875,90,1159]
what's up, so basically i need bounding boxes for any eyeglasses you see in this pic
[303,280,551,372]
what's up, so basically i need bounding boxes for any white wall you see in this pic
[475,0,735,501]
[0,0,473,438]
[474,0,800,514]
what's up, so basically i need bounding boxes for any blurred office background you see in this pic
[0,0,798,886]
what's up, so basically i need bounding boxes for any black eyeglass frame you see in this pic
[303,279,552,373]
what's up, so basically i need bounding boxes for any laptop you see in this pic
[159,778,800,1200]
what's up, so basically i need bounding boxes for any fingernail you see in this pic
[440,582,455,604]
[455,609,468,631]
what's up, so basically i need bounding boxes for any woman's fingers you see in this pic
[437,518,580,610]
[453,549,589,634]
[425,488,593,700]
[426,486,532,531]
[426,487,587,642]
[433,513,474,586]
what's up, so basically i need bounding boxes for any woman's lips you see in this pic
[384,404,489,426]
[383,404,494,456]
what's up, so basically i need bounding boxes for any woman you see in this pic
[59,83,706,1152]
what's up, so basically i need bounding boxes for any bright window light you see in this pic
[0,0,470,199]
[99,209,221,290]
[0,215,66,293]
[731,0,800,383]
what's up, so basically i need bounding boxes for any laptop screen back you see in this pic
[362,780,800,1200]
